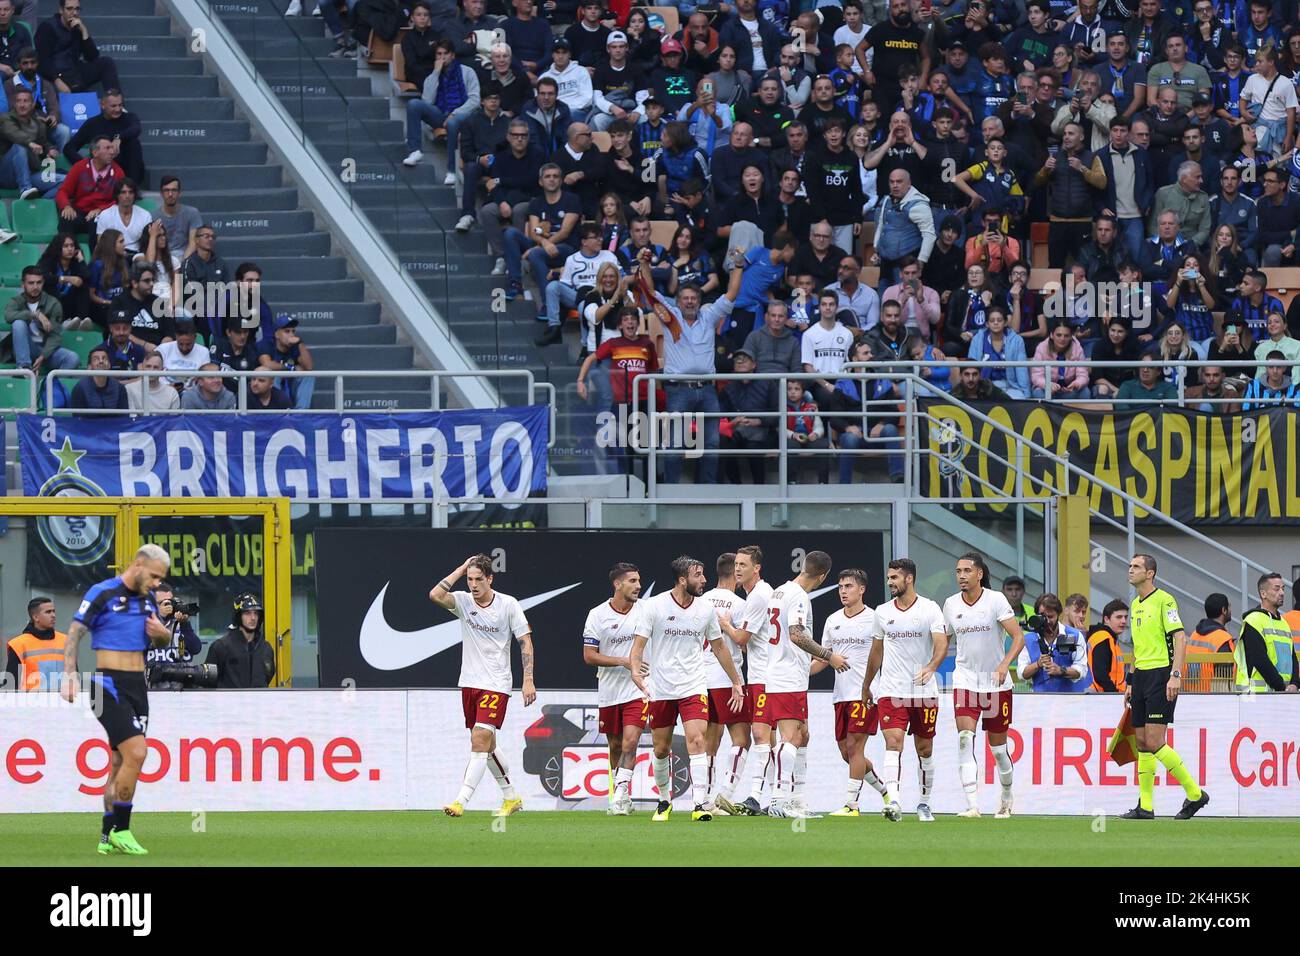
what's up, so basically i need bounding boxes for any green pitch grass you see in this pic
[7,811,1299,866]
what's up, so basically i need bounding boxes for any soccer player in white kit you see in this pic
[764,551,845,819]
[718,545,776,816]
[582,562,649,816]
[630,555,745,822]
[942,552,1024,818]
[863,557,948,823]
[701,552,749,814]
[430,554,536,818]
[812,568,891,816]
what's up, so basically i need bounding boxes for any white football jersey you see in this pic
[943,588,1017,693]
[765,580,815,694]
[634,590,723,701]
[582,599,645,707]
[871,595,946,700]
[702,586,745,689]
[452,590,530,693]
[822,605,878,703]
[736,579,775,685]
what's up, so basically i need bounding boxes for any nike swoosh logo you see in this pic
[360,582,582,671]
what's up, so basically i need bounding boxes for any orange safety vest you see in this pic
[6,630,69,691]
[1087,627,1126,692]
[1285,609,1300,651]
[1184,626,1233,693]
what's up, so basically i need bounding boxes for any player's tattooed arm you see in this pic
[792,625,849,672]
[789,624,830,660]
[518,632,537,705]
[60,621,88,702]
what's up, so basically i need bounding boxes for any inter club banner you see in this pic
[921,400,1300,525]
[16,407,549,502]
[314,529,887,688]
[1,690,1294,815]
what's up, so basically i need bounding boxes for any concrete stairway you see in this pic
[210,0,602,470]
[31,0,429,410]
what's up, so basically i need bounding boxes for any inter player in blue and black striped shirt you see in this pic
[60,544,172,856]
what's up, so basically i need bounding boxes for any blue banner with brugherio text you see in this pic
[17,408,549,501]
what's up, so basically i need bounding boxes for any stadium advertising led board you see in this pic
[314,530,887,688]
[1,691,1292,815]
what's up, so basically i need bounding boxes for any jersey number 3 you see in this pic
[768,607,782,645]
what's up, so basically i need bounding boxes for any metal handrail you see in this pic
[44,368,544,417]
[904,376,1273,612]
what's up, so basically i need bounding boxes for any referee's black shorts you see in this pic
[89,669,150,749]
[1130,665,1175,728]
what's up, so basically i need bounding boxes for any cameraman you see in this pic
[145,584,203,690]
[204,593,276,688]
[1017,593,1089,692]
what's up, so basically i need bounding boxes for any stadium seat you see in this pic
[368,29,406,65]
[390,44,419,96]
[1263,266,1300,310]
[649,219,676,248]
[591,131,611,153]
[1030,222,1049,268]
[0,204,11,232]
[11,200,59,243]
[0,244,43,285]
[63,330,103,368]
[645,6,681,34]
[0,375,30,410]
[1028,268,1058,290]
[137,196,160,214]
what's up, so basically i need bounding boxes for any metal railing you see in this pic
[847,357,1297,407]
[899,375,1275,614]
[39,369,557,446]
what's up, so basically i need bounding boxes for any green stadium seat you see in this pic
[0,375,31,410]
[138,196,159,214]
[0,243,44,285]
[0,204,11,231]
[11,200,59,243]
[63,329,103,368]
[56,153,72,173]
[79,242,91,261]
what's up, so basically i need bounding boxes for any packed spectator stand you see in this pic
[273,0,1300,482]
[8,0,1300,484]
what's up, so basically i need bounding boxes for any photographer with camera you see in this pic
[1016,593,1089,692]
[144,583,207,690]
[204,592,275,689]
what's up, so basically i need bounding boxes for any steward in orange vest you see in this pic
[1087,599,1130,692]
[1187,593,1235,693]
[1285,582,1300,655]
[5,597,68,691]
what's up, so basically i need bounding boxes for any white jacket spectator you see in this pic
[542,47,594,116]
[95,180,152,254]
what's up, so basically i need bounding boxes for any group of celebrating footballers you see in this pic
[437,546,1041,821]
[436,546,1210,823]
[50,542,1209,856]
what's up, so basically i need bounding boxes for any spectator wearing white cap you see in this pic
[590,30,646,132]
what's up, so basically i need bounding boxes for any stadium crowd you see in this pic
[0,1,317,412]
[366,0,1300,478]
